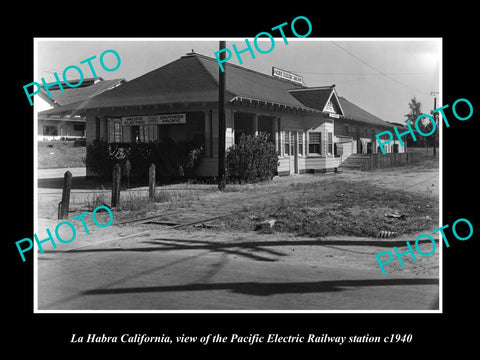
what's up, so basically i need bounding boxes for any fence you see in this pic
[364,152,423,171]
[57,162,158,217]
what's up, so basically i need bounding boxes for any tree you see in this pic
[418,117,435,153]
[404,97,422,124]
[430,98,438,157]
[404,97,423,148]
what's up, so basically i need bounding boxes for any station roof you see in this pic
[38,78,126,108]
[338,96,394,127]
[39,52,393,128]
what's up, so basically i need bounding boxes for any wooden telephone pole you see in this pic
[218,41,226,190]
[431,91,439,157]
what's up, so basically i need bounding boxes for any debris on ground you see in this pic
[254,219,276,232]
[383,212,406,219]
[377,230,397,238]
[193,222,220,229]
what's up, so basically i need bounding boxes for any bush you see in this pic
[74,138,86,147]
[85,138,203,180]
[131,139,203,179]
[226,133,278,183]
[85,139,127,178]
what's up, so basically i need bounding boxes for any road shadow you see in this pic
[60,236,439,263]
[82,277,439,297]
[65,237,437,253]
[38,176,110,190]
[47,237,287,262]
[142,237,438,249]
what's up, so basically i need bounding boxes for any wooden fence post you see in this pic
[125,159,131,189]
[149,163,156,199]
[58,170,72,219]
[111,163,121,207]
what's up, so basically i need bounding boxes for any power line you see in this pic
[330,42,430,96]
[297,71,431,76]
[38,69,82,79]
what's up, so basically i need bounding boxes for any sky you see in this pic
[36,38,441,124]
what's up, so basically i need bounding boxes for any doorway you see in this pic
[234,112,256,145]
[287,131,299,174]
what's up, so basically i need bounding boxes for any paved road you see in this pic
[36,226,439,311]
[37,167,86,179]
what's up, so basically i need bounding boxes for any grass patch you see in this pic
[84,189,173,211]
[80,187,202,222]
[84,192,108,210]
[215,178,438,238]
[38,141,85,169]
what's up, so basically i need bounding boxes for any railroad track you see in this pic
[112,186,291,229]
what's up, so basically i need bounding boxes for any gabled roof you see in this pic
[39,78,125,107]
[288,86,344,115]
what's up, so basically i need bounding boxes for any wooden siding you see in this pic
[278,157,290,174]
[305,156,340,170]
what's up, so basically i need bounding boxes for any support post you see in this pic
[125,159,131,189]
[252,113,258,136]
[218,40,227,190]
[433,95,437,158]
[58,170,72,219]
[149,163,156,199]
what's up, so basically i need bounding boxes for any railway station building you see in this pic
[39,52,405,177]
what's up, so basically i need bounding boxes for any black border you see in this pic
[6,6,478,355]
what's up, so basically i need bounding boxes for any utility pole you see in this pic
[218,41,226,190]
[431,91,439,157]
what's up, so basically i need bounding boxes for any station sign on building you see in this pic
[272,67,304,86]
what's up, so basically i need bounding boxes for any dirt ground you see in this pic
[36,160,440,279]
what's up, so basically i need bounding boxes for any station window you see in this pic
[290,132,296,155]
[284,131,290,156]
[308,132,321,155]
[139,124,158,142]
[107,119,122,143]
[73,124,85,131]
[43,125,58,136]
[126,124,158,143]
[328,132,333,154]
[112,122,121,142]
[298,132,303,155]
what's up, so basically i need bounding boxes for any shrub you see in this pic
[85,139,124,177]
[131,139,203,179]
[226,133,278,183]
[85,138,203,180]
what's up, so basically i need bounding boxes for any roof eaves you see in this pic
[288,85,333,92]
[229,95,322,114]
[40,77,105,90]
[341,114,394,129]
